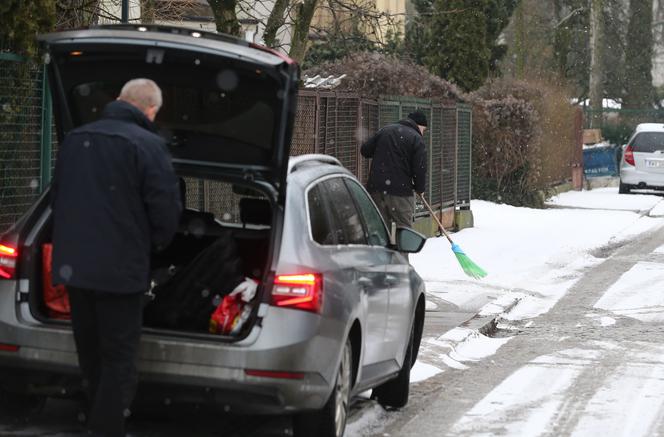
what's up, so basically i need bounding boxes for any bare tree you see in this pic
[56,0,197,29]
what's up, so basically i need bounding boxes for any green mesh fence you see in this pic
[441,105,457,208]
[0,54,53,232]
[456,105,472,208]
[290,91,473,220]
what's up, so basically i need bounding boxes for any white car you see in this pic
[619,123,664,194]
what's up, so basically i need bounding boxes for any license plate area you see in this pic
[646,160,664,168]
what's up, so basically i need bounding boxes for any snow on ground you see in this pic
[650,200,664,217]
[594,261,664,323]
[546,187,662,212]
[409,186,664,383]
[411,361,444,383]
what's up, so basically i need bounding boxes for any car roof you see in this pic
[287,154,353,184]
[635,123,664,133]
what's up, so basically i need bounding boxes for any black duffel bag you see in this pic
[144,230,244,332]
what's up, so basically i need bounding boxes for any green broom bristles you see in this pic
[451,243,487,279]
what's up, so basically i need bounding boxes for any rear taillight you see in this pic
[624,145,635,166]
[0,244,18,279]
[271,273,322,313]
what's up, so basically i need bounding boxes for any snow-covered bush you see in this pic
[302,52,462,100]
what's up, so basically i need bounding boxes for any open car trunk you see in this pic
[142,175,275,337]
[26,25,299,340]
[27,174,277,340]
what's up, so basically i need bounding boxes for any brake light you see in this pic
[0,244,18,279]
[624,145,635,166]
[0,343,19,352]
[271,273,322,313]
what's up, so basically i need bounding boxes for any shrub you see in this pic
[471,78,577,207]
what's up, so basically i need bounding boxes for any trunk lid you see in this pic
[39,25,299,194]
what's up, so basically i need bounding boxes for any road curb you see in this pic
[458,294,523,337]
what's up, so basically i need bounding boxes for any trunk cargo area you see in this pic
[30,174,274,339]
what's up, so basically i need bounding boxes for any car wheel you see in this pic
[293,338,353,437]
[0,388,46,420]
[619,182,632,194]
[371,325,414,409]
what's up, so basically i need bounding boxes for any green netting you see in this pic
[456,106,472,207]
[0,56,48,232]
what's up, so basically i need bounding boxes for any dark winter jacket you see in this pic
[51,100,182,294]
[360,118,427,196]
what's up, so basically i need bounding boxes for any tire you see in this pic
[371,326,414,409]
[619,182,631,194]
[293,338,353,437]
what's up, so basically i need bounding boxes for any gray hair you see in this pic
[118,78,162,111]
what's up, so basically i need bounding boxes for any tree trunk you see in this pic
[624,0,654,109]
[589,0,605,128]
[514,0,526,79]
[263,0,290,47]
[207,0,241,36]
[288,0,319,63]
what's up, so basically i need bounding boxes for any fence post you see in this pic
[40,64,53,192]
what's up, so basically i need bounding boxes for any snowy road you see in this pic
[382,195,664,436]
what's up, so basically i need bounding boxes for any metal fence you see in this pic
[0,53,54,232]
[0,56,473,232]
[292,91,472,218]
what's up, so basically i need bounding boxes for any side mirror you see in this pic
[396,227,426,253]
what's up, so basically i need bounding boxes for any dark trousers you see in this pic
[370,192,415,228]
[68,287,144,437]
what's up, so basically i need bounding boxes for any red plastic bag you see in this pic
[209,294,245,335]
[42,244,71,320]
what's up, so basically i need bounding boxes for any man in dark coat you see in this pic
[360,111,428,230]
[51,78,182,437]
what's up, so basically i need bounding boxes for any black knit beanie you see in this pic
[407,110,428,127]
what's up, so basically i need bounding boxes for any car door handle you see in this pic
[357,277,372,288]
[384,275,398,286]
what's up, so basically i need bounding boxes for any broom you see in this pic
[418,193,487,279]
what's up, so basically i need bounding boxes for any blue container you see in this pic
[583,145,619,177]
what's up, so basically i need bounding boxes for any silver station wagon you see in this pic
[0,25,426,437]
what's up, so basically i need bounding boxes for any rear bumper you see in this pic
[0,282,342,414]
[620,166,664,188]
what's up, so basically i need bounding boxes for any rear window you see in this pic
[56,46,282,166]
[632,132,664,153]
[180,176,269,226]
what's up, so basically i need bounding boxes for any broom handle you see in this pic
[418,193,454,245]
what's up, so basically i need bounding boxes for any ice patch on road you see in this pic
[438,328,511,364]
[600,316,616,326]
[411,361,444,383]
[594,261,664,323]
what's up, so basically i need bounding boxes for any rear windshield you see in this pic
[632,132,664,153]
[55,46,283,166]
